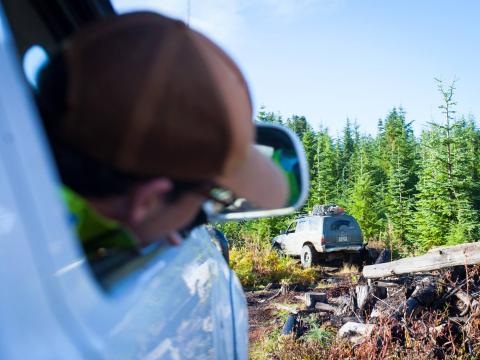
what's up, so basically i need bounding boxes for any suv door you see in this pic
[278,220,297,255]
[294,217,323,254]
[285,219,309,255]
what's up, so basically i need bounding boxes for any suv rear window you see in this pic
[330,219,353,231]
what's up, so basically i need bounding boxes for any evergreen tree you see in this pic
[414,80,478,250]
[377,108,418,251]
[286,115,309,138]
[340,118,355,181]
[257,105,283,124]
[301,124,318,211]
[386,149,415,253]
[308,128,337,207]
[346,147,383,241]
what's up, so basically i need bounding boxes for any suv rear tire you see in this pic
[301,244,318,268]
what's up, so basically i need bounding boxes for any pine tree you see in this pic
[301,124,318,211]
[386,149,415,253]
[308,128,337,207]
[377,108,418,252]
[286,115,309,138]
[257,105,283,124]
[345,141,383,240]
[414,80,478,250]
[340,118,355,180]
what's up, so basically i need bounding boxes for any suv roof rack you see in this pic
[310,204,345,216]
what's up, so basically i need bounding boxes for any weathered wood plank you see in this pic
[314,302,337,312]
[363,242,480,279]
[273,303,298,314]
[304,292,327,308]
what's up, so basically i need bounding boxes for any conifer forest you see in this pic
[222,80,480,256]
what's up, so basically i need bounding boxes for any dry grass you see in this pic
[337,263,359,275]
[230,242,319,289]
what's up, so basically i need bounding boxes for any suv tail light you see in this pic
[320,235,325,245]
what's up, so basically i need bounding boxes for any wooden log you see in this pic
[304,292,327,308]
[355,285,387,312]
[374,281,402,288]
[337,322,375,344]
[314,302,337,313]
[273,303,298,314]
[363,242,480,279]
[355,285,370,311]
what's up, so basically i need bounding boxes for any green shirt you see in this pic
[62,187,140,276]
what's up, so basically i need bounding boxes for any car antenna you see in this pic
[186,0,191,26]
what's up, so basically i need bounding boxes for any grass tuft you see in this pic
[229,242,318,289]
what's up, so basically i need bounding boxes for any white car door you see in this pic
[0,8,246,359]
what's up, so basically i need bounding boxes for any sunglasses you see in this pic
[168,180,236,207]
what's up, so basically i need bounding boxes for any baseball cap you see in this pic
[42,11,288,209]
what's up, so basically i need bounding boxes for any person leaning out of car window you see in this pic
[35,12,288,268]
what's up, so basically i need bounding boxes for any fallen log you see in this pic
[363,242,480,279]
[273,303,298,314]
[314,302,337,313]
[337,322,375,344]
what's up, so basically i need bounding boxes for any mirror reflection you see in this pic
[204,123,308,220]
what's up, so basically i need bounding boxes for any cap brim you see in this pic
[215,146,289,209]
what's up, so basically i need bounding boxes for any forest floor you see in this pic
[247,264,356,359]
[246,261,480,360]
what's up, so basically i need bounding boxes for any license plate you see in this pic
[338,236,348,242]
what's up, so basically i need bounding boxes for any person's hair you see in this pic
[36,54,153,198]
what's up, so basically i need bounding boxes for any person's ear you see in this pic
[128,178,173,225]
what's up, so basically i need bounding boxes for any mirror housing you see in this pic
[206,123,309,222]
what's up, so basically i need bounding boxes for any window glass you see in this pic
[23,45,49,89]
[296,220,307,232]
[330,219,352,231]
[286,222,296,233]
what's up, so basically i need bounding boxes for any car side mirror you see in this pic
[206,123,309,222]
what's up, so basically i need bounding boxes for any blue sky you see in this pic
[114,1,480,136]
